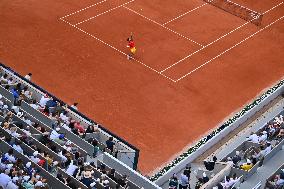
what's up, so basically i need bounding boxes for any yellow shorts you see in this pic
[130,47,136,54]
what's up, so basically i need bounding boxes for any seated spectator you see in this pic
[92,139,100,158]
[66,160,78,177]
[71,102,78,110]
[60,111,70,124]
[267,170,284,189]
[24,73,32,81]
[117,174,128,188]
[240,159,253,171]
[81,167,95,187]
[195,178,204,189]
[50,127,61,141]
[261,142,272,157]
[103,179,110,189]
[106,137,115,152]
[73,121,85,135]
[39,94,50,108]
[4,149,17,163]
[204,156,217,171]
[202,172,209,183]
[86,124,98,133]
[246,132,259,143]
[0,73,8,84]
[30,100,40,110]
[107,168,116,182]
[10,88,19,99]
[232,151,241,165]
[12,140,23,154]
[29,151,41,164]
[179,170,189,189]
[66,176,77,189]
[259,131,268,143]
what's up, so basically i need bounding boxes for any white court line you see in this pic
[175,15,284,82]
[74,0,134,26]
[160,1,284,73]
[61,0,107,19]
[123,6,204,47]
[162,3,207,26]
[60,18,176,82]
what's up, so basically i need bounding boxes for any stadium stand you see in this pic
[0,63,161,189]
[154,80,284,188]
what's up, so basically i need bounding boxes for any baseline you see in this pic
[59,18,176,83]
[160,1,284,73]
[175,15,284,82]
[162,3,207,26]
[123,6,204,47]
[74,0,135,26]
[61,0,107,19]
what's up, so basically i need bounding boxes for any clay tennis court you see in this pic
[0,0,284,175]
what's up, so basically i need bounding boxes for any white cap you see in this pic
[55,127,60,131]
[53,161,59,166]
[236,151,240,155]
[247,159,251,164]
[35,175,41,180]
[203,172,207,177]
[262,131,267,134]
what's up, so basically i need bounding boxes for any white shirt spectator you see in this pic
[10,131,21,138]
[263,145,272,156]
[246,133,259,143]
[275,115,284,125]
[39,95,50,107]
[276,178,284,186]
[6,180,19,189]
[179,173,189,187]
[50,129,60,140]
[30,151,40,164]
[71,105,78,110]
[66,161,78,176]
[24,74,32,81]
[0,173,11,188]
[258,133,267,143]
[11,106,20,114]
[60,113,69,123]
[30,103,40,110]
[12,144,23,154]
[23,117,33,126]
[58,151,67,163]
[4,153,16,163]
[0,76,8,84]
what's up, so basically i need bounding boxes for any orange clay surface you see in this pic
[0,0,284,174]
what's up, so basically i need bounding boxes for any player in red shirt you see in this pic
[127,33,136,60]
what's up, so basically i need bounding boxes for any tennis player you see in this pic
[126,33,136,60]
